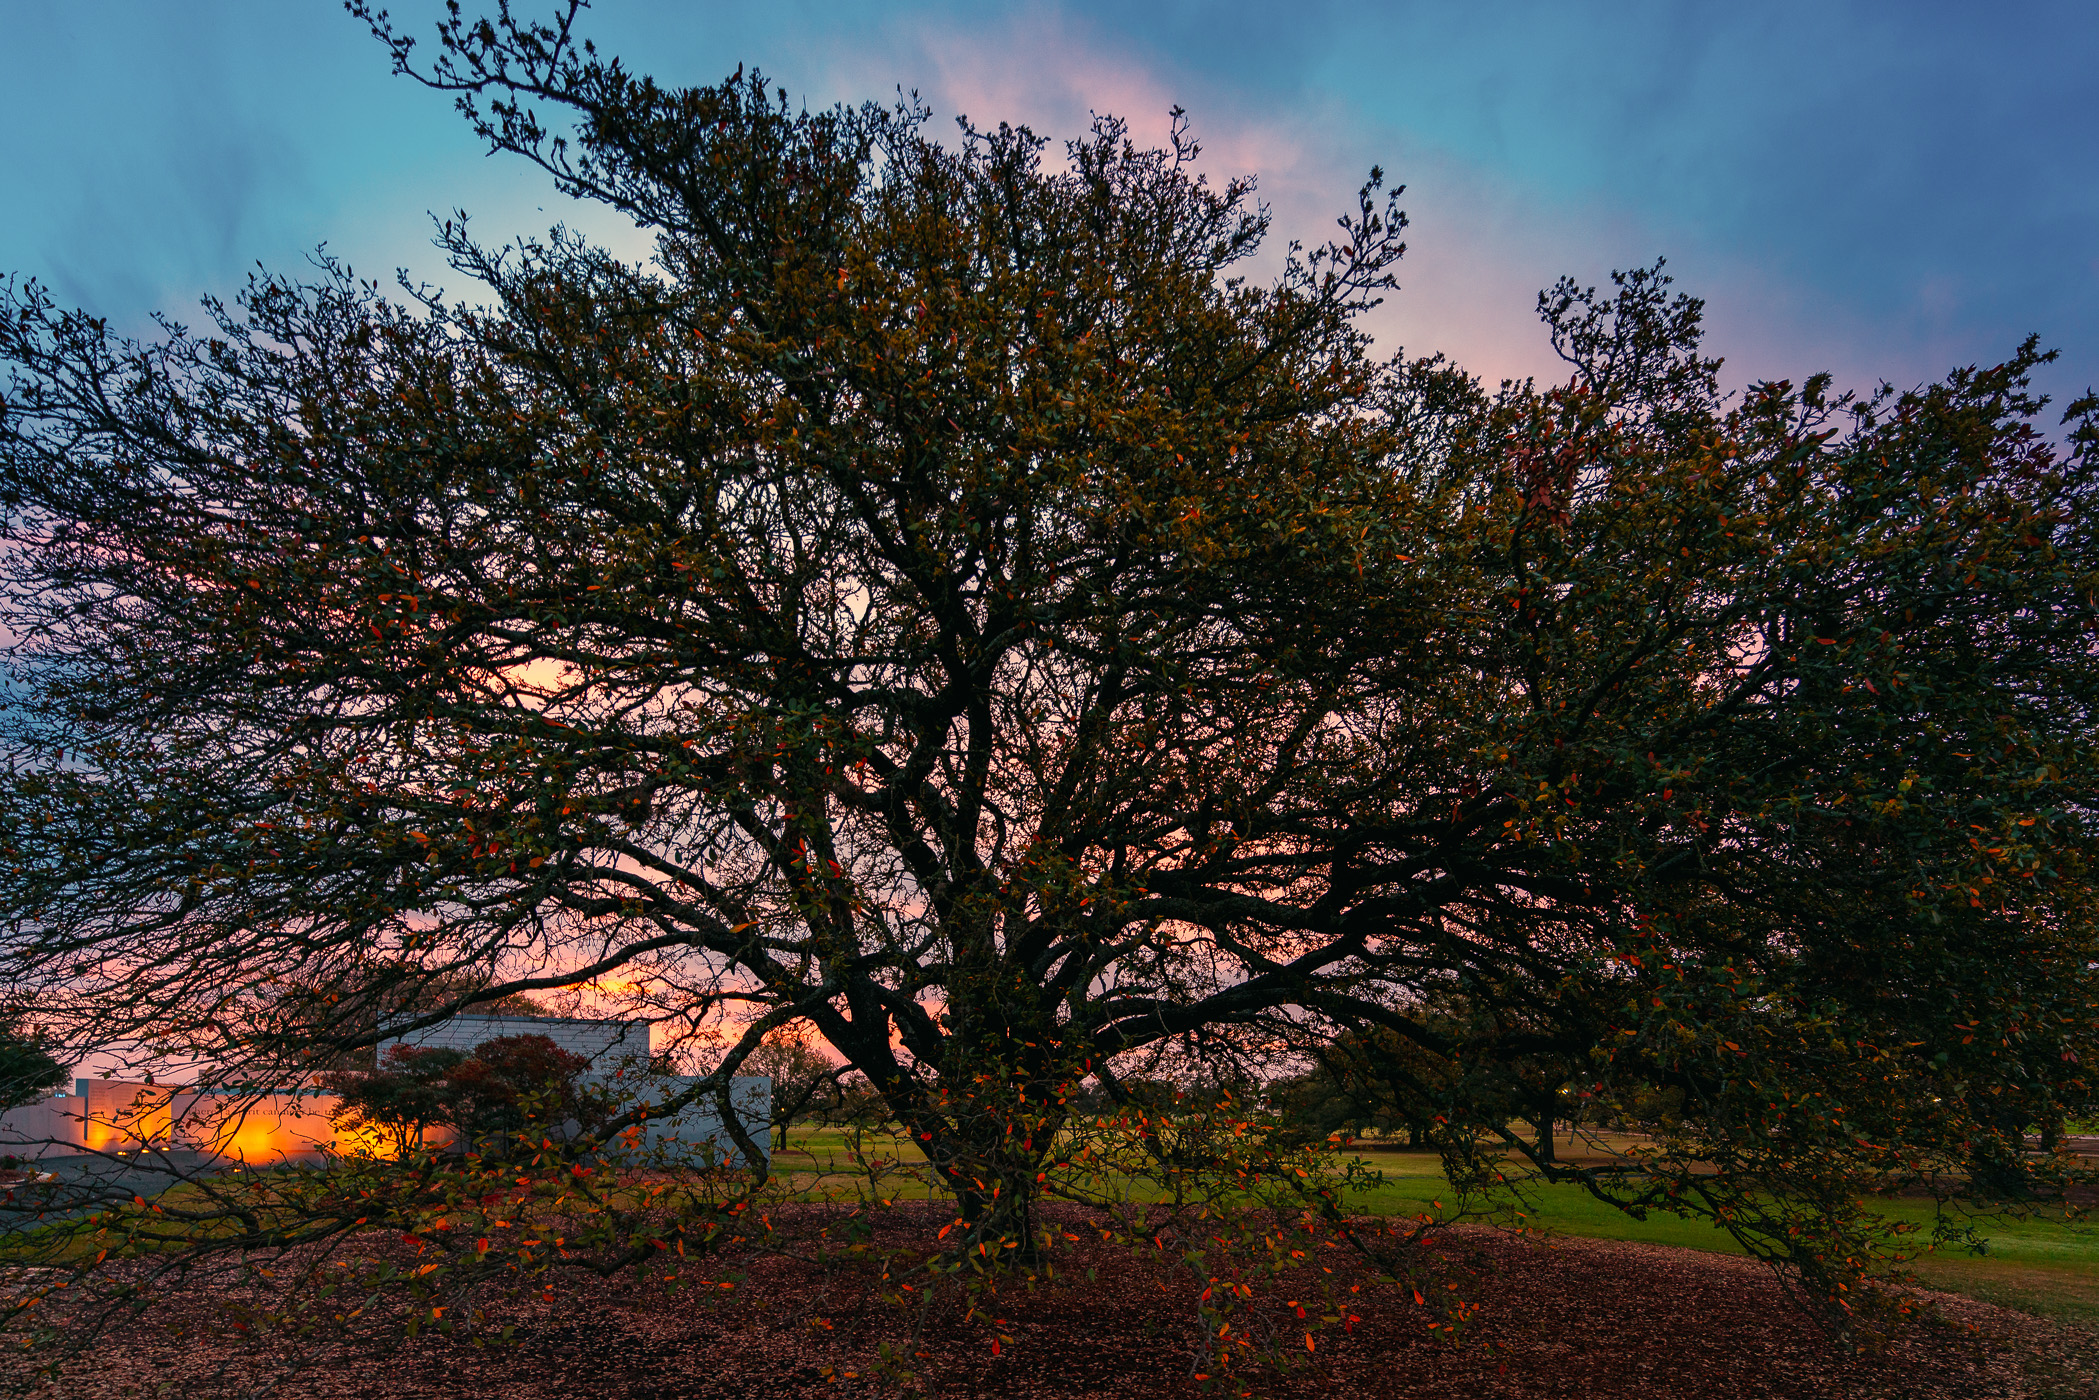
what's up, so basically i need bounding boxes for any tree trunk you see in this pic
[1968,1103,2034,1199]
[908,1101,1062,1262]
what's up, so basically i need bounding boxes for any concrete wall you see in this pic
[0,1018,770,1169]
[607,1076,772,1169]
[0,1076,771,1169]
[0,1095,84,1159]
[376,1016,769,1167]
[0,1084,340,1164]
[377,1014,651,1070]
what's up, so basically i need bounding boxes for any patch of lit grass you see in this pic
[1329,1143,2099,1328]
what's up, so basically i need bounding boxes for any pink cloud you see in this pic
[800,8,1959,402]
[804,10,1604,386]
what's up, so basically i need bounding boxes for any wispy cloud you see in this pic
[8,1,2081,407]
[795,4,2056,402]
[800,9,1623,386]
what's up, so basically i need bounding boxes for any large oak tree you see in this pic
[3,3,2095,1302]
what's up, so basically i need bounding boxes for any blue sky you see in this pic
[3,1,2093,406]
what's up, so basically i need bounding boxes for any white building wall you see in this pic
[612,1076,772,1169]
[0,1021,773,1169]
[0,1084,339,1163]
[376,1016,770,1167]
[0,1095,86,1159]
[376,1014,650,1069]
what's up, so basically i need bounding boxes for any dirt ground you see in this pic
[10,1212,2097,1400]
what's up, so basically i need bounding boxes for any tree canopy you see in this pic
[2,1,2096,1321]
[0,1016,67,1111]
[323,1032,611,1153]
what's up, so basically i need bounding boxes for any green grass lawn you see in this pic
[1328,1140,2099,1329]
[20,1127,2087,1333]
[770,1127,2099,1328]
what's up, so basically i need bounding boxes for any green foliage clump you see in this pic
[324,1034,611,1151]
[0,1017,65,1111]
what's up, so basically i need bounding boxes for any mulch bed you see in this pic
[10,1207,2096,1399]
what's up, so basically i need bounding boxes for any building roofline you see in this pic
[387,1014,641,1030]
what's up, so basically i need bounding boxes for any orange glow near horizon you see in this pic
[61,1086,389,1164]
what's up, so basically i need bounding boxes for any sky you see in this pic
[1,1,2095,411]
